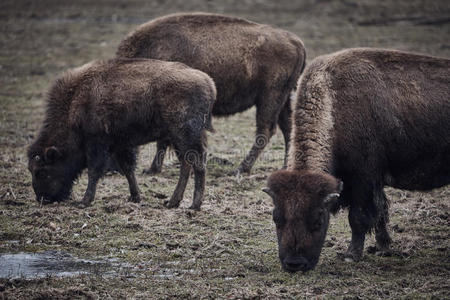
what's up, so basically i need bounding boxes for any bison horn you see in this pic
[324,192,340,205]
[337,180,344,193]
[262,187,275,198]
[325,192,340,200]
[324,192,341,213]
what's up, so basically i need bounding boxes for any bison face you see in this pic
[264,170,342,272]
[28,146,75,204]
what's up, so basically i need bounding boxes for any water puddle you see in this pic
[0,251,122,279]
[0,251,218,280]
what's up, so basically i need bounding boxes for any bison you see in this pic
[116,12,306,175]
[264,48,450,272]
[28,58,216,210]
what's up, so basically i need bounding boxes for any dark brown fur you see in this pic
[267,170,341,272]
[265,48,450,272]
[116,12,306,174]
[28,58,216,210]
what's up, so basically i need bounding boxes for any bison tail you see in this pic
[205,112,215,133]
[204,77,216,133]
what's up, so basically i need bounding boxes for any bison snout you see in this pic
[35,193,57,205]
[283,256,312,273]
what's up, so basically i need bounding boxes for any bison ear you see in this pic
[337,180,343,193]
[326,180,343,214]
[44,146,61,164]
[262,187,275,199]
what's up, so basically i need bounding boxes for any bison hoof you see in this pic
[79,202,91,208]
[337,251,361,262]
[230,167,250,177]
[188,204,201,211]
[344,257,355,263]
[128,195,141,203]
[366,245,377,254]
[142,167,161,175]
[367,245,392,257]
[163,200,180,209]
[81,197,93,207]
[375,250,392,257]
[346,252,361,262]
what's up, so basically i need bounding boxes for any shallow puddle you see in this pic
[0,251,215,280]
[0,251,115,279]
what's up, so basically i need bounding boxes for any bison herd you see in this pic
[28,13,450,272]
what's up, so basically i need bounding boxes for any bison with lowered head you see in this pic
[28,58,216,210]
[264,48,450,272]
[116,12,306,175]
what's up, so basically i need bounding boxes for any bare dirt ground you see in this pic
[0,0,449,299]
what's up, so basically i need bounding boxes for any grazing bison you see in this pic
[116,12,306,174]
[264,48,450,272]
[28,58,216,210]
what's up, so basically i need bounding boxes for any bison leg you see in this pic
[82,143,108,206]
[277,99,292,169]
[190,149,207,210]
[344,228,366,262]
[343,209,369,263]
[113,148,141,203]
[235,93,280,174]
[368,189,392,256]
[82,171,102,206]
[374,219,392,255]
[366,216,393,257]
[143,139,170,175]
[342,183,377,262]
[164,158,191,209]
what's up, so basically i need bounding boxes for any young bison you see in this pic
[264,48,450,272]
[28,58,216,210]
[116,12,306,174]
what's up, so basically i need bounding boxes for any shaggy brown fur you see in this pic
[265,48,450,272]
[28,58,216,210]
[116,12,306,174]
[266,169,341,272]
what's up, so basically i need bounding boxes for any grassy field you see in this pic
[0,0,449,298]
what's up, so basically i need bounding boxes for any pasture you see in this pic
[1,0,449,298]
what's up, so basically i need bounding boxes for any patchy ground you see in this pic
[0,0,449,299]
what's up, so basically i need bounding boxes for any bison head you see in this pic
[28,146,82,204]
[264,170,342,272]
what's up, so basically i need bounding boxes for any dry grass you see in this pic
[0,0,449,299]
